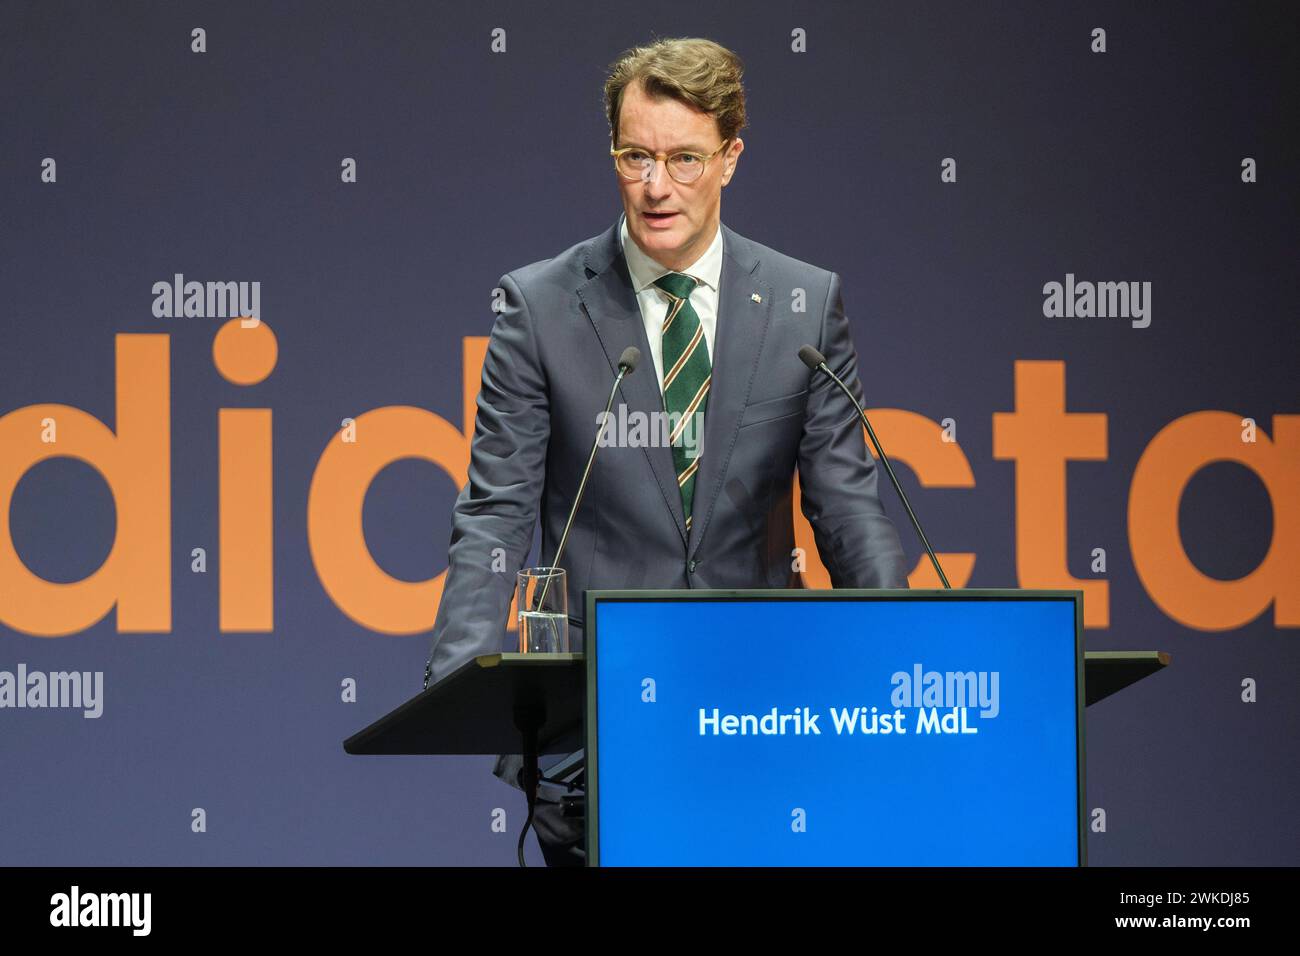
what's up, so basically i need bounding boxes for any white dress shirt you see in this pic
[618,211,724,395]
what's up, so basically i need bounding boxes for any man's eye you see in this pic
[627,151,650,162]
[674,154,700,164]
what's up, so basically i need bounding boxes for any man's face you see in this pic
[614,80,744,273]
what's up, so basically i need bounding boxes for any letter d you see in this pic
[0,334,171,635]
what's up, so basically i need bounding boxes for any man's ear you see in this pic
[720,137,744,187]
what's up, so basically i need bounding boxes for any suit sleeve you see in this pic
[424,272,550,687]
[795,271,909,588]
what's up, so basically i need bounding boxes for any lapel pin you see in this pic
[751,292,763,303]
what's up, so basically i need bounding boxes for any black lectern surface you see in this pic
[1084,650,1171,706]
[344,653,583,756]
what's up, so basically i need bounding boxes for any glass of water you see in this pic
[516,567,569,653]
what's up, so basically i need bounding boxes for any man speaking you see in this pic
[423,36,909,865]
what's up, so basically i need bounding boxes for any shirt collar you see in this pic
[619,211,723,295]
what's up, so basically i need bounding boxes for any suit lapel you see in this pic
[688,224,773,559]
[577,219,689,548]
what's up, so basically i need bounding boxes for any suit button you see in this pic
[688,559,698,574]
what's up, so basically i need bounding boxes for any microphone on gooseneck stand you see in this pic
[535,345,640,611]
[797,344,951,589]
[514,344,638,868]
[422,346,642,694]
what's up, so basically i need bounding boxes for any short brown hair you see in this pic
[604,37,747,146]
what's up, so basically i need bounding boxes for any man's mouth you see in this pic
[643,210,679,226]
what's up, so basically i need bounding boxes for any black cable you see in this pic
[517,789,537,868]
[516,766,583,866]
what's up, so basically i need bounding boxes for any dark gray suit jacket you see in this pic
[424,214,908,794]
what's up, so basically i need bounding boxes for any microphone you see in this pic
[797,344,951,588]
[508,348,637,869]
[423,347,639,695]
[535,346,641,611]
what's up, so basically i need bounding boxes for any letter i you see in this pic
[213,318,277,630]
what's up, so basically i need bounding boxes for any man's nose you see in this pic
[644,160,673,196]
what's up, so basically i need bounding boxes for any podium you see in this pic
[345,588,1170,866]
[344,652,584,756]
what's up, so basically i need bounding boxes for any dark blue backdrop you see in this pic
[1,1,1296,865]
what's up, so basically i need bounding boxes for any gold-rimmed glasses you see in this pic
[611,140,731,184]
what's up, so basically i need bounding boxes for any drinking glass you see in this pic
[516,567,569,653]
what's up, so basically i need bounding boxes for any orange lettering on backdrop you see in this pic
[1130,412,1299,630]
[307,338,487,634]
[793,410,977,588]
[214,319,278,631]
[993,361,1109,627]
[0,334,171,635]
[5,333,1293,639]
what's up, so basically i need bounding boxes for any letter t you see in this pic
[993,361,1109,626]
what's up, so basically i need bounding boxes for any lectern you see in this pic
[345,588,1170,867]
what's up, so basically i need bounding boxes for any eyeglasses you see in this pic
[611,140,731,184]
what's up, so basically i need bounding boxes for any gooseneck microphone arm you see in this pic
[797,344,951,589]
[511,346,638,868]
[534,346,641,612]
[422,346,641,695]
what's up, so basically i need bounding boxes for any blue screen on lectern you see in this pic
[588,595,1082,866]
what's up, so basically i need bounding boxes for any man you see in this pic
[424,37,909,866]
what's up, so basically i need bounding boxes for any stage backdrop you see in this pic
[1,1,1295,865]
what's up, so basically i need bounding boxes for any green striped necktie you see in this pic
[654,271,711,531]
